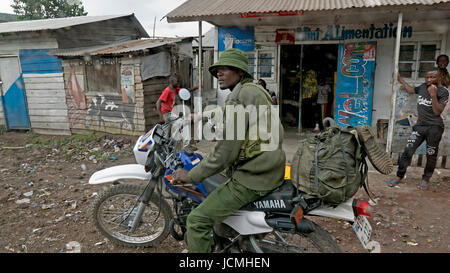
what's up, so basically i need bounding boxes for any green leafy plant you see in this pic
[11,0,88,20]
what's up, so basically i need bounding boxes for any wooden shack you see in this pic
[50,37,194,136]
[0,14,148,135]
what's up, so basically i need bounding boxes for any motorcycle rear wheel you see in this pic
[92,184,172,248]
[248,221,342,253]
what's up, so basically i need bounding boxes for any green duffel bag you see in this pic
[291,118,370,205]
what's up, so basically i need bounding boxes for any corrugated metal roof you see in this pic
[49,37,190,56]
[166,0,450,21]
[0,14,138,34]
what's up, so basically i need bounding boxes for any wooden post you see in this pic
[152,16,156,38]
[197,20,203,140]
[386,12,403,155]
[199,21,203,95]
[298,44,303,131]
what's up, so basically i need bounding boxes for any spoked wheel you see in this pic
[248,221,342,253]
[92,184,172,248]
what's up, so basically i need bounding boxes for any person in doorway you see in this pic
[436,54,449,88]
[302,70,320,131]
[388,67,449,190]
[258,79,278,105]
[316,78,332,122]
[156,74,198,148]
[171,48,286,253]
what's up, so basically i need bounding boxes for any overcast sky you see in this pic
[0,0,213,37]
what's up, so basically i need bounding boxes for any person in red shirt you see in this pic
[156,75,198,149]
[156,75,198,122]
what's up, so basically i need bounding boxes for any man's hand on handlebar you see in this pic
[172,169,190,184]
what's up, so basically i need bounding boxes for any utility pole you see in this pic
[153,16,156,38]
[197,20,203,140]
[386,12,403,155]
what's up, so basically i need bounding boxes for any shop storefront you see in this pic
[166,1,450,168]
[216,22,441,130]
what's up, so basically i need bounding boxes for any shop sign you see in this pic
[218,26,255,52]
[240,10,304,18]
[79,57,119,66]
[275,29,295,44]
[296,23,413,41]
[335,42,376,127]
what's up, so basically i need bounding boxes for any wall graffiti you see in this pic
[335,42,376,127]
[68,68,87,110]
[395,90,417,127]
[85,94,136,132]
[67,66,87,128]
[66,65,137,133]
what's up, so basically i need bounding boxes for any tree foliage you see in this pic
[11,0,88,20]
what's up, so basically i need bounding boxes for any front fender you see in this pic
[89,164,151,185]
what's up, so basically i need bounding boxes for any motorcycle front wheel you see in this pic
[248,221,342,253]
[92,184,172,248]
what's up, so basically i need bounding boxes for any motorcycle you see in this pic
[88,89,378,253]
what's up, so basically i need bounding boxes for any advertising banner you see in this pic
[218,26,255,52]
[335,42,376,127]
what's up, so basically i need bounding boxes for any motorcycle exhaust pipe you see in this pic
[265,217,314,233]
[265,205,315,234]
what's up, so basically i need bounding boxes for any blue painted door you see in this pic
[0,57,31,130]
[335,42,376,127]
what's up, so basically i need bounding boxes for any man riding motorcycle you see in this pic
[172,48,286,253]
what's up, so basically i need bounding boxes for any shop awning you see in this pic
[165,0,450,23]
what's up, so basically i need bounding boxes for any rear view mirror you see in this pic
[179,88,190,101]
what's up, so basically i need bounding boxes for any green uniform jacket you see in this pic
[188,82,286,191]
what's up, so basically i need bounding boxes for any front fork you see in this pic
[128,157,182,233]
[128,202,147,233]
[128,173,160,233]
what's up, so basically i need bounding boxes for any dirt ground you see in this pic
[0,130,449,253]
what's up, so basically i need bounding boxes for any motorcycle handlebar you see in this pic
[173,157,184,171]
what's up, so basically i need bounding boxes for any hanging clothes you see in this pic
[302,70,318,99]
